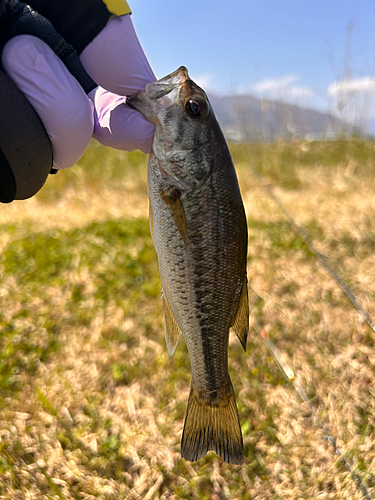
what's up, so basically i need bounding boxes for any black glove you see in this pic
[0,0,96,202]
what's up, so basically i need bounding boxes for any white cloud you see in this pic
[251,75,313,100]
[252,74,299,93]
[326,77,375,129]
[327,76,375,96]
[286,86,313,97]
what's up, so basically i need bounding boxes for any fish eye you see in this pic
[184,97,207,118]
[186,100,200,115]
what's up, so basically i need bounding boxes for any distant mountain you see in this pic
[208,94,353,142]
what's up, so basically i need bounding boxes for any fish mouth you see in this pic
[159,66,189,83]
[126,66,191,109]
[126,91,142,112]
[145,66,189,100]
[144,66,207,103]
[126,89,156,123]
[126,66,209,125]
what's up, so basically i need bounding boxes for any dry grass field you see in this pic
[0,139,375,499]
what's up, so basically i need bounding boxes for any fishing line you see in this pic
[248,164,375,332]
[252,320,373,500]
[246,163,374,499]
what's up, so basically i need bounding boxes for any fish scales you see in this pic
[127,67,249,464]
[149,153,242,391]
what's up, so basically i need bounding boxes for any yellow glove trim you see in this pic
[102,0,131,16]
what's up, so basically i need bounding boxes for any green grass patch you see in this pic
[1,139,375,499]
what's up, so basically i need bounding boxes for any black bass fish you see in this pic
[127,67,249,464]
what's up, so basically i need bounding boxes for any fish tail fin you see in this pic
[181,382,244,465]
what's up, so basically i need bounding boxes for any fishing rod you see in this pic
[247,163,373,500]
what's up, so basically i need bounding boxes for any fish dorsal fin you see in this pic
[162,290,181,356]
[160,187,188,244]
[231,280,249,351]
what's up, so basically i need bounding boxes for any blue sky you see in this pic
[131,1,375,125]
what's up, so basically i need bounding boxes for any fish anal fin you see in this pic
[181,381,244,465]
[231,279,249,351]
[162,290,181,356]
[160,187,188,244]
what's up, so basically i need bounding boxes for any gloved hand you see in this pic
[0,0,155,202]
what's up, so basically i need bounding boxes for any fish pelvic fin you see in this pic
[181,382,244,465]
[231,279,249,351]
[162,290,181,356]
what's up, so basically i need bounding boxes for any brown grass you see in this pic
[0,139,374,499]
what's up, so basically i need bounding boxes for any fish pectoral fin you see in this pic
[162,291,181,356]
[160,187,188,244]
[231,279,249,351]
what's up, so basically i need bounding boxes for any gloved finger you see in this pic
[80,14,155,96]
[2,34,94,170]
[90,86,155,154]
